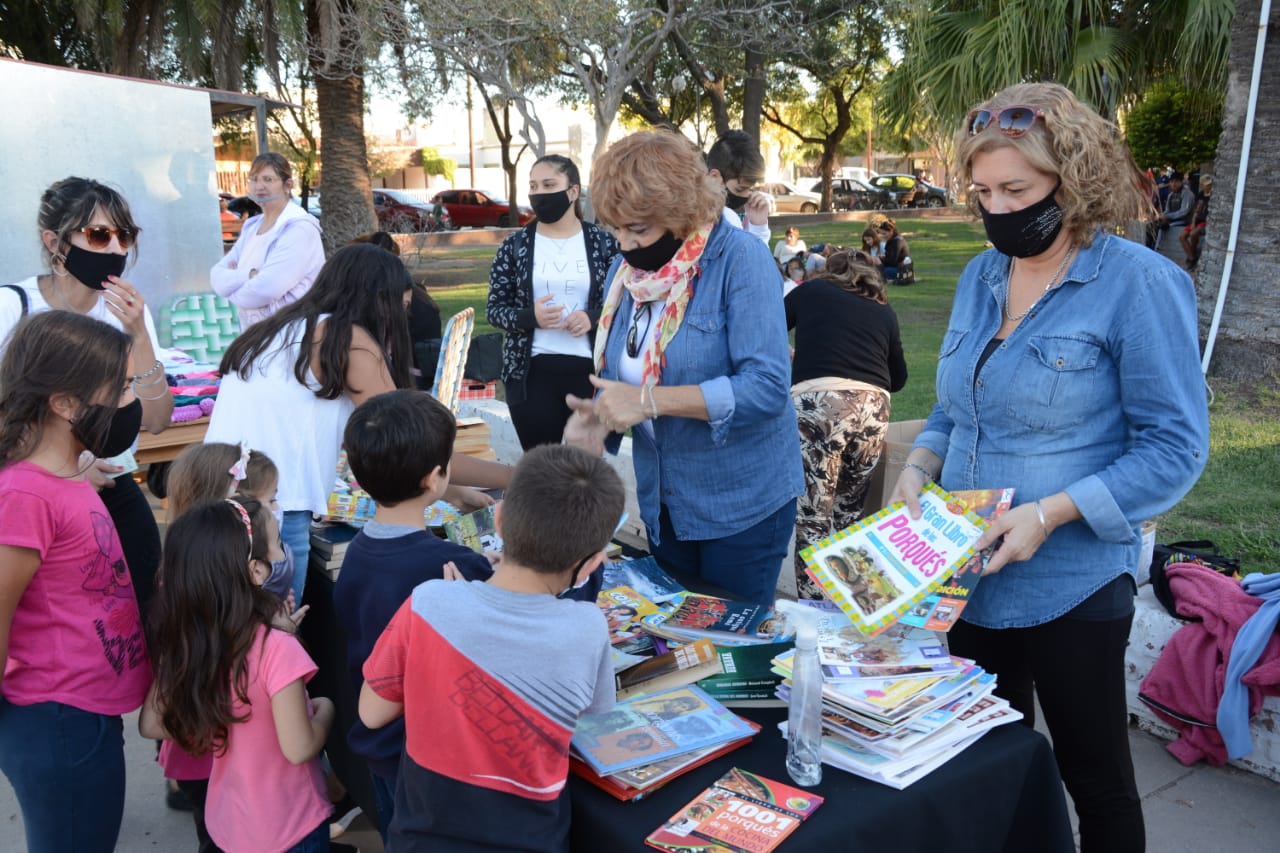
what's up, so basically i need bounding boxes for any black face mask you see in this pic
[724,189,750,213]
[61,244,128,291]
[977,184,1064,258]
[73,398,143,459]
[530,189,575,224]
[621,231,684,272]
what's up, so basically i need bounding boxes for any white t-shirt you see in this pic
[0,276,163,357]
[773,239,806,264]
[530,230,592,359]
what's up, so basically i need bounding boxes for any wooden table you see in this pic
[135,416,210,465]
[134,416,495,466]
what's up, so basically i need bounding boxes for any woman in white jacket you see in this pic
[211,153,323,328]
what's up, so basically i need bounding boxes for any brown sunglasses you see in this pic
[76,225,139,251]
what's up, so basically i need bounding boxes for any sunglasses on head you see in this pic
[965,105,1045,138]
[77,225,139,251]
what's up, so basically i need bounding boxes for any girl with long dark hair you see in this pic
[0,312,152,852]
[208,244,509,601]
[142,497,332,853]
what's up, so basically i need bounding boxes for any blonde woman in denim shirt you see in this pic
[891,84,1209,853]
[565,131,804,605]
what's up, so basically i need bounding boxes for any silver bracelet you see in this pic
[903,462,935,482]
[643,384,659,419]
[131,359,163,382]
[1034,500,1050,538]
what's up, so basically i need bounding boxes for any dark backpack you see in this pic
[3,284,29,317]
[1150,539,1242,618]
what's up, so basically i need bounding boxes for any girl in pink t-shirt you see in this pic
[0,312,152,853]
[142,497,333,853]
[158,443,293,850]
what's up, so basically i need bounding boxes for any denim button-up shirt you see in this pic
[602,219,804,543]
[915,233,1209,628]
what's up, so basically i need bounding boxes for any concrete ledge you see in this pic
[1126,583,1280,781]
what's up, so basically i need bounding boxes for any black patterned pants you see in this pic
[793,387,891,600]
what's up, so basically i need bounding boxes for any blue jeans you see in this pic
[0,699,126,853]
[281,510,312,605]
[648,499,796,606]
[282,818,330,853]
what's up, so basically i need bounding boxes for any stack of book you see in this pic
[640,594,788,647]
[309,522,360,579]
[696,643,790,707]
[774,486,1023,788]
[770,608,1020,789]
[570,685,760,801]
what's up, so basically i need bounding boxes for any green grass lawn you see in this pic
[413,216,1280,573]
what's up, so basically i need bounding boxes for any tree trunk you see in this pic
[1195,0,1280,381]
[741,47,766,145]
[307,0,376,254]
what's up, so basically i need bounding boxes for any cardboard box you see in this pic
[859,419,927,518]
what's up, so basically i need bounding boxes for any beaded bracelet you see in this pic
[903,461,935,482]
[131,359,163,382]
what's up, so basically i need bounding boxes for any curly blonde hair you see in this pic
[591,130,725,238]
[956,83,1152,246]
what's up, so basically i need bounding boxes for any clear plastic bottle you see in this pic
[775,600,823,787]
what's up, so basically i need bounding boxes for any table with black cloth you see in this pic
[568,706,1074,853]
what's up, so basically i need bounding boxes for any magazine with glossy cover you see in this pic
[645,767,824,852]
[572,685,756,776]
[801,482,989,636]
[601,556,686,603]
[443,504,501,554]
[898,488,1014,632]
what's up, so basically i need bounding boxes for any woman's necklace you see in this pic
[1003,245,1077,323]
[537,225,581,251]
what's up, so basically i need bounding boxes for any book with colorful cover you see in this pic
[698,643,791,692]
[800,482,990,636]
[598,585,664,639]
[443,504,501,554]
[572,685,756,776]
[898,488,1014,632]
[601,556,686,603]
[814,618,953,680]
[616,638,721,700]
[660,594,782,642]
[645,767,824,852]
[569,719,761,802]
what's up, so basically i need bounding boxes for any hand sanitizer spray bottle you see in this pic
[775,599,823,787]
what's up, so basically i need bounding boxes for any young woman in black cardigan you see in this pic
[486,155,619,448]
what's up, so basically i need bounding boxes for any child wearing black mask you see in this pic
[486,155,620,449]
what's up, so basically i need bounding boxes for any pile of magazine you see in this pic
[774,486,1024,789]
[570,685,761,801]
[772,605,1021,789]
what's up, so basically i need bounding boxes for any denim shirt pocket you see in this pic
[935,328,970,414]
[673,306,729,370]
[1008,335,1101,431]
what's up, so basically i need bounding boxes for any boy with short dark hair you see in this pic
[359,445,624,852]
[333,389,494,835]
[706,129,772,245]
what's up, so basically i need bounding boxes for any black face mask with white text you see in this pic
[621,231,683,272]
[977,183,1064,258]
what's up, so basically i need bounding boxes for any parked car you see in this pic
[372,188,451,232]
[864,174,950,208]
[810,177,879,211]
[761,181,822,213]
[429,188,533,228]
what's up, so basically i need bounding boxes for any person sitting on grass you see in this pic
[359,444,623,852]
[333,389,495,841]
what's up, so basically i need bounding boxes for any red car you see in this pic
[430,189,534,229]
[372,189,451,232]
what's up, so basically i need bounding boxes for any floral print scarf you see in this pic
[593,223,713,387]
